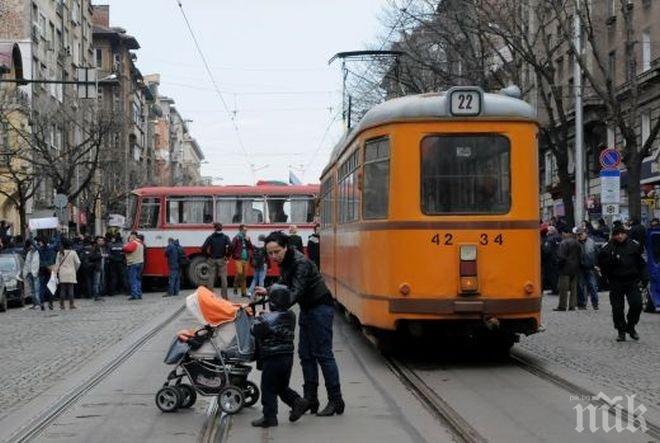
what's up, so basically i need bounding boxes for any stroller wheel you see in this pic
[177,384,197,408]
[243,381,260,407]
[155,387,180,412]
[218,385,244,415]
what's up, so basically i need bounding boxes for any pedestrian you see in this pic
[201,223,231,298]
[164,238,182,297]
[22,240,41,310]
[594,218,609,242]
[108,233,126,296]
[0,220,11,249]
[598,225,648,341]
[255,231,344,417]
[53,238,81,310]
[89,236,109,301]
[36,234,60,310]
[307,223,320,270]
[230,224,253,297]
[553,228,582,311]
[576,228,599,310]
[248,234,268,297]
[288,225,304,254]
[250,284,310,428]
[628,218,646,249]
[541,225,562,294]
[123,232,144,300]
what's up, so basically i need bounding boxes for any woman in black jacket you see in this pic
[254,231,344,417]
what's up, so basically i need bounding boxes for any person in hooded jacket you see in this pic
[250,284,310,428]
[255,231,344,417]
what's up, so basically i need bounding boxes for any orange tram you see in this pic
[319,86,541,349]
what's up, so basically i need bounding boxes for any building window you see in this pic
[362,137,390,219]
[642,112,651,146]
[608,51,616,82]
[338,149,360,223]
[642,30,651,72]
[96,48,103,68]
[545,151,554,187]
[421,135,511,214]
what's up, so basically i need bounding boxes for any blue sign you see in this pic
[600,149,621,169]
[600,169,621,178]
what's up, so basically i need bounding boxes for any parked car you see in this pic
[0,253,25,309]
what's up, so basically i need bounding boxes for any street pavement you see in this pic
[518,291,660,423]
[0,292,181,422]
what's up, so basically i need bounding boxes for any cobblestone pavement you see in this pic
[518,291,660,418]
[0,292,184,421]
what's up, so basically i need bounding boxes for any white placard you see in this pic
[108,214,126,227]
[28,217,59,230]
[600,174,621,204]
[449,90,481,116]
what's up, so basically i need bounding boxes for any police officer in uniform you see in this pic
[598,225,648,341]
[108,234,126,295]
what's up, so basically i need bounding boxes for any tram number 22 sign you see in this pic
[431,233,504,246]
[450,90,482,116]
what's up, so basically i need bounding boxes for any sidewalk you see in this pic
[518,291,660,423]
[225,305,451,443]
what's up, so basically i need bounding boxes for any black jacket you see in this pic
[202,232,231,259]
[108,241,125,263]
[557,237,582,276]
[251,246,268,268]
[251,310,295,358]
[289,235,304,254]
[598,238,648,284]
[278,250,332,311]
[88,246,109,272]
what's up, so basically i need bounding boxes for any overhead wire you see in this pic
[174,0,256,182]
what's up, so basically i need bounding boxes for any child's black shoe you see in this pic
[251,416,278,427]
[289,398,310,422]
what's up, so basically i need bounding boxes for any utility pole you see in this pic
[574,0,585,225]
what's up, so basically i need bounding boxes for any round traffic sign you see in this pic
[54,193,68,209]
[599,148,621,169]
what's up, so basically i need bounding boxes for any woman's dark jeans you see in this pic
[298,303,341,399]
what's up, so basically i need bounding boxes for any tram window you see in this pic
[363,138,390,219]
[215,197,265,224]
[320,177,334,227]
[138,197,160,229]
[421,135,511,214]
[126,194,138,229]
[167,196,213,224]
[338,149,360,223]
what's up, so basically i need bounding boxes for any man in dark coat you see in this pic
[307,224,320,270]
[598,225,648,341]
[164,238,183,297]
[201,223,231,298]
[541,225,562,294]
[554,229,582,311]
[108,234,126,295]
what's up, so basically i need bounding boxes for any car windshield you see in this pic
[0,256,17,273]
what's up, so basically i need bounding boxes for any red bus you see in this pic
[126,183,319,286]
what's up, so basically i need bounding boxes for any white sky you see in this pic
[104,0,388,185]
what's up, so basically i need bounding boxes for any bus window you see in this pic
[421,135,511,214]
[215,197,265,224]
[267,196,314,224]
[139,197,160,229]
[167,196,213,224]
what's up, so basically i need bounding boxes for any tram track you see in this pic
[385,356,488,443]
[5,305,186,443]
[200,398,230,443]
[510,350,660,441]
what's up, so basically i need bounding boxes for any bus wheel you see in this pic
[188,256,212,288]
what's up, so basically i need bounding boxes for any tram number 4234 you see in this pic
[431,233,504,246]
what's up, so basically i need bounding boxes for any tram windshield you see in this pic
[421,134,511,214]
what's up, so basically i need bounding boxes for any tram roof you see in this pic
[323,90,536,175]
[132,185,319,197]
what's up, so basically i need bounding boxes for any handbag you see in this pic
[47,272,58,295]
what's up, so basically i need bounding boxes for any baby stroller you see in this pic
[155,286,260,414]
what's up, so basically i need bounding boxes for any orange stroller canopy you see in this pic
[186,286,239,327]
